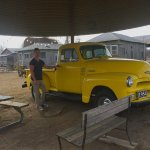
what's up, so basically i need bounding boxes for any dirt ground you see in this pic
[1,72,150,150]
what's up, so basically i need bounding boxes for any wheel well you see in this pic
[90,86,117,100]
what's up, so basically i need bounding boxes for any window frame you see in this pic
[106,45,118,56]
[24,53,30,59]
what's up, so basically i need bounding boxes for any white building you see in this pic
[0,48,19,69]
[18,43,61,67]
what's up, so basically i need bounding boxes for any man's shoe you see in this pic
[38,106,44,111]
[42,103,49,108]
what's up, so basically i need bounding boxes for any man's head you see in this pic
[34,48,40,59]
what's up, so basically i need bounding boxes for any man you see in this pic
[29,48,48,111]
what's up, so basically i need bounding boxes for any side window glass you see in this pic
[94,49,105,57]
[60,48,78,62]
[86,50,93,58]
[65,50,72,60]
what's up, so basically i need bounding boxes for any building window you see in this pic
[41,52,46,58]
[19,53,22,60]
[24,53,30,59]
[111,45,118,55]
[106,45,118,56]
[30,52,33,58]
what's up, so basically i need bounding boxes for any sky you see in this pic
[1,25,150,50]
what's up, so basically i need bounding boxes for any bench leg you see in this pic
[58,136,62,150]
[126,119,132,146]
[13,107,24,123]
[0,107,24,131]
[82,144,85,150]
[82,136,86,150]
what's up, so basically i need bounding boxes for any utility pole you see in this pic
[65,36,69,44]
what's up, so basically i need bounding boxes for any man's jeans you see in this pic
[32,80,46,109]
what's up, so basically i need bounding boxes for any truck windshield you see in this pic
[80,45,112,59]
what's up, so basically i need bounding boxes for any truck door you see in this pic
[56,48,81,93]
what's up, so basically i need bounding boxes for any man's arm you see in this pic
[29,65,36,82]
[44,65,56,70]
[43,63,56,69]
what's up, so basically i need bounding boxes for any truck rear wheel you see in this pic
[93,89,117,107]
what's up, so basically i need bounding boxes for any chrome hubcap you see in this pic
[103,98,112,105]
[97,97,112,106]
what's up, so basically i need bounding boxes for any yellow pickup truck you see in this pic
[23,42,150,106]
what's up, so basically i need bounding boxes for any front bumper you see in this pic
[129,91,150,106]
[131,98,150,106]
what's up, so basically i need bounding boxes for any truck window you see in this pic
[80,45,112,59]
[60,48,78,62]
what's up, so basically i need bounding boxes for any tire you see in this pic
[92,89,117,107]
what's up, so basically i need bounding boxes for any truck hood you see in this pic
[85,58,150,78]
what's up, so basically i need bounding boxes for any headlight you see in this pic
[127,76,133,87]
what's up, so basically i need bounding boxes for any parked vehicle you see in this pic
[23,42,150,106]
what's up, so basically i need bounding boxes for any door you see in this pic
[56,48,81,93]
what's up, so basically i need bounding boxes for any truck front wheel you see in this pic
[93,89,117,107]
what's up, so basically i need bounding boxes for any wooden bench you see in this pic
[56,96,136,150]
[0,100,29,131]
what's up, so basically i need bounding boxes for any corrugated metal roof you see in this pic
[24,37,58,47]
[5,48,20,53]
[88,33,144,43]
[18,43,62,52]
[135,35,150,44]
[0,54,7,57]
[0,53,14,57]
[1,48,20,55]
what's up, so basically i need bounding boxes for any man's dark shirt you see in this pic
[29,58,45,80]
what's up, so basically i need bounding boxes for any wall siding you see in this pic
[102,40,145,60]
[18,49,58,67]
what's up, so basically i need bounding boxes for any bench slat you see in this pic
[0,101,29,108]
[83,96,129,117]
[85,103,128,128]
[70,116,126,146]
[57,124,81,138]
[57,116,126,146]
[57,116,120,139]
[82,96,130,128]
[0,95,14,101]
